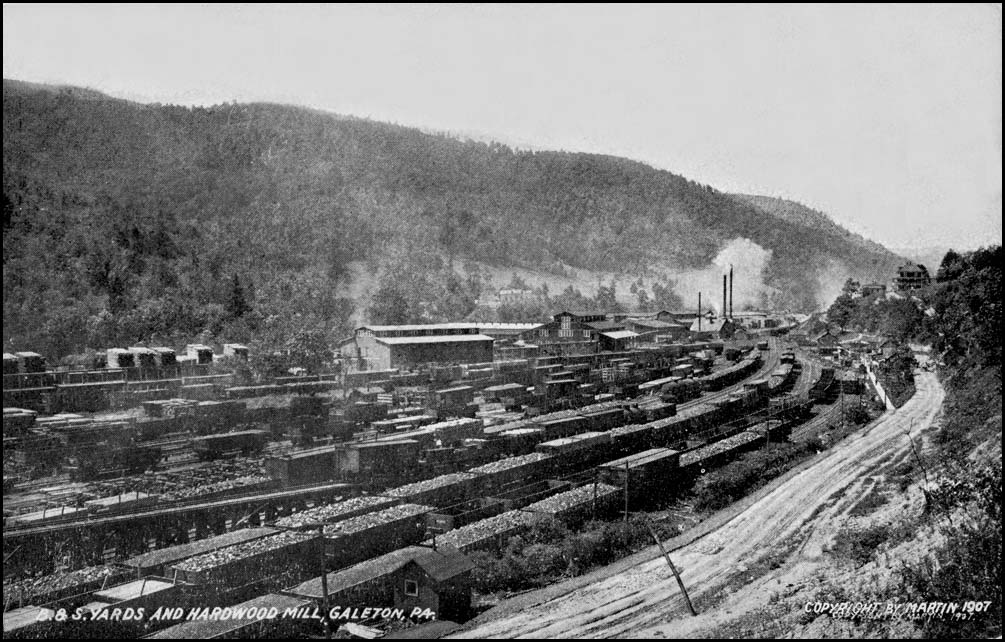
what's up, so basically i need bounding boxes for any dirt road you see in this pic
[457,368,944,639]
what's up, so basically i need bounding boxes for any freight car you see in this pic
[69,443,162,481]
[698,354,761,391]
[265,446,339,487]
[768,395,813,421]
[767,364,795,393]
[1,565,129,612]
[382,472,484,507]
[482,383,531,406]
[522,483,620,527]
[271,496,399,530]
[169,531,323,587]
[469,453,556,494]
[191,429,270,461]
[660,378,703,404]
[536,432,613,472]
[339,401,390,425]
[809,368,837,402]
[600,448,681,508]
[428,385,476,413]
[428,418,484,445]
[323,503,433,570]
[336,439,421,482]
[492,428,545,456]
[424,509,543,553]
[535,414,590,441]
[679,430,763,469]
[123,528,279,577]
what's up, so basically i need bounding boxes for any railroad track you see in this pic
[3,481,356,539]
[33,346,782,515]
[3,345,785,579]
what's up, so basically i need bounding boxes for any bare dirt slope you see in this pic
[456,368,944,639]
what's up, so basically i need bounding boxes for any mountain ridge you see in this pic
[3,78,904,358]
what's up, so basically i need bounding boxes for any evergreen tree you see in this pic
[226,274,252,319]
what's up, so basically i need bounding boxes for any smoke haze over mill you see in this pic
[666,238,771,315]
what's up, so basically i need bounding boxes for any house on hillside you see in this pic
[894,262,931,291]
[498,288,535,304]
[860,283,888,298]
[814,329,840,354]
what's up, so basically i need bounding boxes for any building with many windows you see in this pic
[894,262,931,291]
[518,311,601,355]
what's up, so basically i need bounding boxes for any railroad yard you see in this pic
[3,329,884,638]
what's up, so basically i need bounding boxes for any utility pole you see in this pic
[623,459,630,522]
[764,405,771,449]
[840,366,845,431]
[319,533,332,640]
[647,523,698,616]
[592,470,598,522]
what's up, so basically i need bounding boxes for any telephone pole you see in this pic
[647,523,698,616]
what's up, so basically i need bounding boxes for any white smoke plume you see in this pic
[672,237,774,314]
[815,257,852,311]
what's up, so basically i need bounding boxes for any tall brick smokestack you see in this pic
[698,292,702,331]
[729,264,734,319]
[723,274,727,321]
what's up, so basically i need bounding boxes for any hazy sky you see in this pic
[3,4,1001,251]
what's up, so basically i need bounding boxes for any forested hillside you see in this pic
[734,194,895,258]
[4,80,902,360]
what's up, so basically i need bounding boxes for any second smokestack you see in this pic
[729,265,734,319]
[723,274,727,322]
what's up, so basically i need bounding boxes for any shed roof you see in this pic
[600,330,640,340]
[94,578,174,602]
[628,319,680,329]
[360,323,479,332]
[375,334,494,346]
[585,320,625,331]
[472,323,543,331]
[602,447,680,469]
[4,607,56,634]
[289,545,473,599]
[555,310,607,318]
[689,319,731,332]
